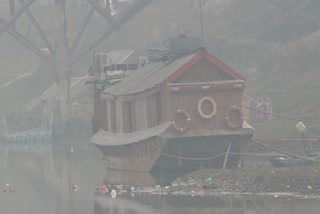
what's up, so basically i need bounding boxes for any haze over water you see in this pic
[0,140,319,214]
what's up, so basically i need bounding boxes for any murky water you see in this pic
[0,140,320,214]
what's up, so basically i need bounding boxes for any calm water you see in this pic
[0,140,319,214]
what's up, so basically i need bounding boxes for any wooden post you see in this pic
[223,142,232,170]
[301,132,309,156]
[178,143,182,167]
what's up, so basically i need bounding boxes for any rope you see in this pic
[249,138,320,154]
[229,152,285,157]
[242,105,320,124]
[243,93,257,103]
[160,152,226,161]
[251,139,320,162]
[160,142,320,161]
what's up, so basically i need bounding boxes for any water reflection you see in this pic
[103,170,157,187]
[1,140,320,214]
[0,141,104,214]
[94,194,320,214]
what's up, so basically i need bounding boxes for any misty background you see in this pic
[1,0,320,139]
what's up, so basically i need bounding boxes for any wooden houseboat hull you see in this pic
[93,127,254,172]
[96,136,166,172]
[91,123,171,172]
[154,132,253,172]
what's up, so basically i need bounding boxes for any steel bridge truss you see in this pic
[0,0,151,68]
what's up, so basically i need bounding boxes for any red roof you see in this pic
[167,51,246,82]
[103,50,246,98]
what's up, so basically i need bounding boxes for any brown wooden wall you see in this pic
[98,56,245,134]
[100,92,166,133]
[176,58,234,83]
[110,100,116,132]
[101,100,108,131]
[166,89,243,131]
[110,88,244,133]
[100,88,243,134]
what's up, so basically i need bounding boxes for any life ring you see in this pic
[172,109,191,133]
[197,97,217,119]
[225,106,244,130]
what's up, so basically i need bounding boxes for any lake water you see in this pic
[0,140,319,214]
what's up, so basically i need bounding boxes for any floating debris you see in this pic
[71,184,78,192]
[3,183,15,192]
[99,184,108,194]
[110,189,117,199]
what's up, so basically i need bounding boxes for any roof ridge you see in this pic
[165,46,206,65]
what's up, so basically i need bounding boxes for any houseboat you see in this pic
[89,37,254,172]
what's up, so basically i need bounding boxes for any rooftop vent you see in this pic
[148,36,203,63]
[166,36,202,56]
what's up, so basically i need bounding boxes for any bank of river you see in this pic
[126,166,320,199]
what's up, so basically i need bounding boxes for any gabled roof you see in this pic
[103,50,245,96]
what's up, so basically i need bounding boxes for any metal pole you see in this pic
[86,0,114,22]
[223,142,232,169]
[72,0,152,65]
[55,0,70,133]
[198,0,205,46]
[0,17,55,65]
[0,0,36,35]
[9,0,16,31]
[69,6,95,55]
[106,0,111,16]
[301,132,308,156]
[19,0,55,56]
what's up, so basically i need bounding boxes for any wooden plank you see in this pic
[122,102,129,133]
[150,95,157,127]
[135,98,147,131]
[116,100,123,133]
[111,100,116,132]
[155,92,163,124]
[161,85,170,122]
[107,100,112,132]
[147,96,152,128]
[102,100,108,130]
[130,101,136,132]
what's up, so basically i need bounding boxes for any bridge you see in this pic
[0,0,151,133]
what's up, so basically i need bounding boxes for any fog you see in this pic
[1,0,320,213]
[1,0,320,116]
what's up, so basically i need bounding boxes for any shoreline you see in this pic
[107,165,320,199]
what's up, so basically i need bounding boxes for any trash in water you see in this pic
[3,184,15,192]
[99,184,108,194]
[71,184,78,192]
[110,189,117,198]
[205,177,212,182]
